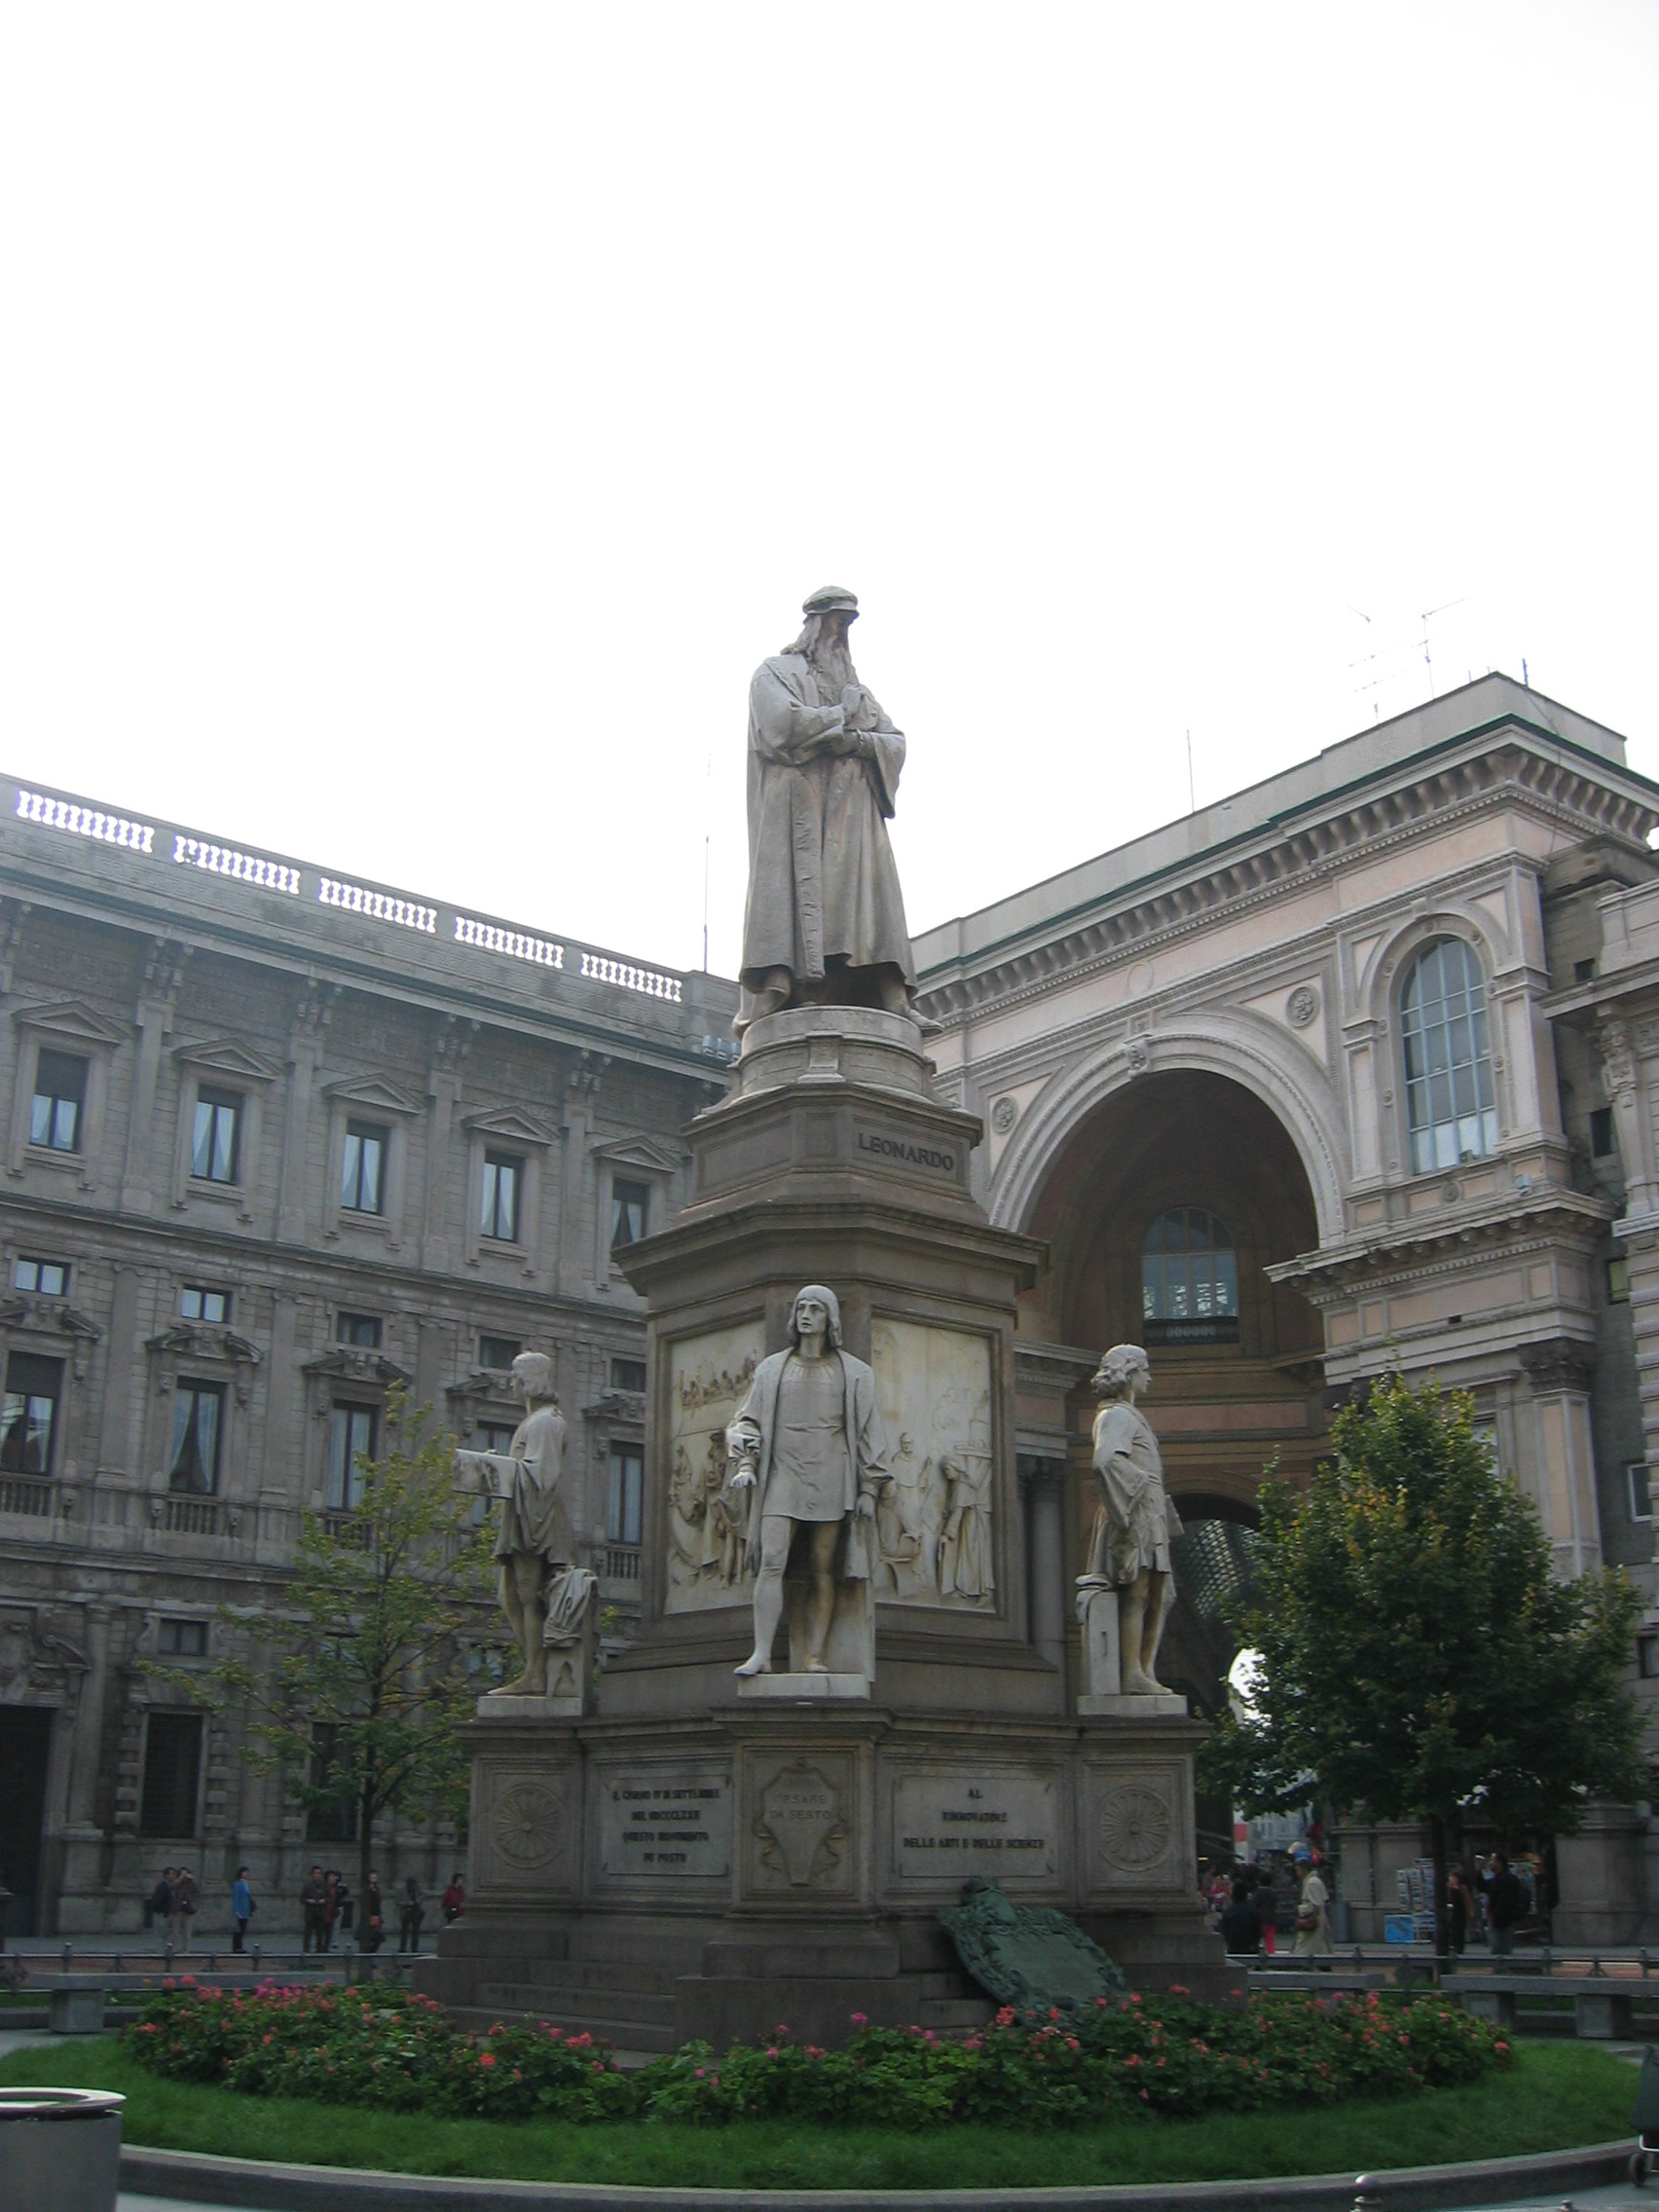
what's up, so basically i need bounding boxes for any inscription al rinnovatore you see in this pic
[892,1771,1058,1881]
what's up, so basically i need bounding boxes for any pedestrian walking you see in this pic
[1485,1850,1526,1957]
[1446,1867,1470,1955]
[1291,1845,1331,1957]
[441,1871,465,1924]
[1219,1880,1265,1957]
[323,1870,340,1950]
[335,1871,353,1936]
[362,1872,385,1954]
[301,1863,328,1953]
[145,1867,174,1935]
[170,1864,200,1953]
[398,1875,424,1954]
[231,1864,254,1953]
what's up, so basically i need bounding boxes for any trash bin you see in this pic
[0,2087,124,2212]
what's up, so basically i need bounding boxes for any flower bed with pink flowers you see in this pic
[124,1981,1507,2128]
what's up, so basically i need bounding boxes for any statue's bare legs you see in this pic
[1120,1567,1170,1696]
[736,1517,839,1676]
[497,1554,549,1695]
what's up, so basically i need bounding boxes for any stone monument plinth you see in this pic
[421,1005,1224,2048]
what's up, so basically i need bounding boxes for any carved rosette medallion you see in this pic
[990,1095,1018,1135]
[755,1760,845,1889]
[490,1778,562,1871]
[1287,984,1319,1028]
[1098,1782,1172,1873]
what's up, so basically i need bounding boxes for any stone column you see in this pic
[1020,1456,1068,1687]
[1518,1339,1602,1580]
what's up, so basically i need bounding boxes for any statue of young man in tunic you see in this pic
[1079,1345,1183,1697]
[725,1285,892,1677]
[736,587,918,1037]
[454,1351,594,1697]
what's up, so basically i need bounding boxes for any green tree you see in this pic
[174,1392,502,1905]
[1201,1373,1647,1957]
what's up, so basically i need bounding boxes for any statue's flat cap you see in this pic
[802,584,859,618]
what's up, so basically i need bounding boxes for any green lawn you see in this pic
[0,2040,1637,2191]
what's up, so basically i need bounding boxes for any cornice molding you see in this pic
[1268,1188,1612,1298]
[918,746,1655,1031]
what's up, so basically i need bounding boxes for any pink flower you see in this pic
[694,2068,705,2080]
[850,2011,867,2026]
[1169,1982,1189,1996]
[479,2051,497,2067]
[766,2046,779,2058]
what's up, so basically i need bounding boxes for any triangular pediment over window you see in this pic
[592,1132,684,1173]
[13,997,128,1048]
[172,1037,280,1084]
[322,1073,423,1118]
[462,1105,556,1147]
[300,1347,412,1387]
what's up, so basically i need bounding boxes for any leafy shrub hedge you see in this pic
[125,1980,1507,2129]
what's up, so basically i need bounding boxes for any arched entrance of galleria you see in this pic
[1019,1069,1329,1848]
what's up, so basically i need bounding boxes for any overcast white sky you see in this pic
[3,4,1655,978]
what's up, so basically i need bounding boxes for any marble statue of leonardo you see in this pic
[736,587,918,1036]
[726,1284,892,1676]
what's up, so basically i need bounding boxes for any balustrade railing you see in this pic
[0,1473,55,1520]
[602,1543,642,1582]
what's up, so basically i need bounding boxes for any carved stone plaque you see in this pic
[597,1766,732,1881]
[663,1320,763,1613]
[1086,1765,1185,1891]
[868,1318,995,1610]
[892,1768,1059,1883]
[940,1879,1127,2016]
[744,1754,856,1896]
[476,1761,575,1890]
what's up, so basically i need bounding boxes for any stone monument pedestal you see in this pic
[422,1008,1225,2046]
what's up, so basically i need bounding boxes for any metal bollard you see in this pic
[252,1943,261,1973]
[62,1943,72,1974]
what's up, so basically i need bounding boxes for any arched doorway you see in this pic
[1020,1069,1325,1829]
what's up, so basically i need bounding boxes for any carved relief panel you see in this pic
[662,1320,762,1614]
[473,1755,579,1895]
[739,1745,863,1903]
[869,1318,996,1610]
[1082,1761,1191,1896]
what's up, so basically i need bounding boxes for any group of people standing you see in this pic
[1209,1846,1332,1958]
[142,1863,465,1952]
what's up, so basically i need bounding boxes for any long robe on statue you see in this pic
[492,1401,571,1566]
[740,652,917,993]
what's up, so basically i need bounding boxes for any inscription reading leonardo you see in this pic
[856,1126,956,1174]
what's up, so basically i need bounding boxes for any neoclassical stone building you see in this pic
[6,669,1659,1941]
[0,780,736,1935]
[914,674,1659,1940]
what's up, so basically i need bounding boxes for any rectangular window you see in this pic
[1629,1462,1652,1523]
[14,1256,68,1297]
[608,1441,644,1546]
[479,1334,521,1370]
[306,1721,360,1843]
[327,1402,377,1509]
[167,1381,225,1495]
[480,1152,520,1242]
[609,1356,647,1394]
[472,1419,517,1523]
[336,1312,383,1348]
[610,1177,649,1252]
[157,1617,208,1658]
[0,1352,63,1475]
[1590,1107,1616,1159]
[191,1088,240,1184]
[30,1050,86,1153]
[1470,1419,1501,1477]
[180,1284,229,1324]
[139,1712,203,1838]
[1641,1634,1659,1681]
[340,1121,387,1214]
[1609,1256,1632,1304]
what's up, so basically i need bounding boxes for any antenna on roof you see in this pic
[1186,730,1196,814]
[1523,658,1530,688]
[701,751,711,973]
[1419,598,1468,699]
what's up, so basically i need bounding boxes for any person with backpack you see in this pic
[1485,1850,1526,1957]
[170,1865,200,1953]
[145,1867,174,1936]
[231,1865,254,1953]
[398,1874,424,1954]
[361,1872,385,1954]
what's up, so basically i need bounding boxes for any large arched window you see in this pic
[1141,1207,1237,1342]
[1399,938,1498,1175]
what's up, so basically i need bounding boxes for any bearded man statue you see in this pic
[736,586,918,1036]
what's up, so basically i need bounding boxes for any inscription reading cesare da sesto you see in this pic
[856,1127,956,1175]
[601,1775,732,1877]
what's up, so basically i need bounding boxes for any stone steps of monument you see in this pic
[917,1994,995,2029]
[453,2002,680,2055]
[472,1976,678,2024]
[486,1956,682,1998]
